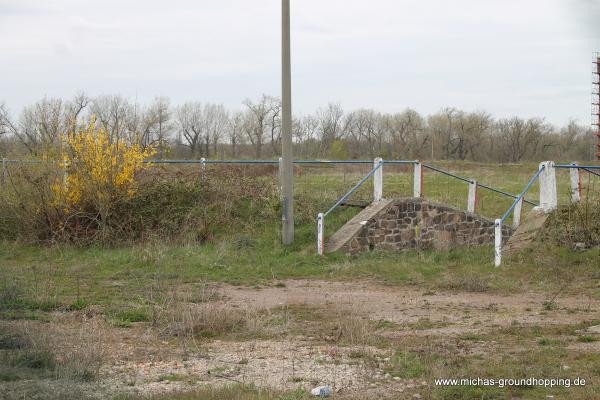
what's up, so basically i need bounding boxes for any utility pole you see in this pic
[281,0,294,244]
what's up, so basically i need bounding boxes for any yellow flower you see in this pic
[51,117,156,208]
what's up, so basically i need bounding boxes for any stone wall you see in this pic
[340,198,513,254]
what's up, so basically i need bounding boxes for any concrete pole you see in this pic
[200,158,206,184]
[538,161,557,213]
[512,197,523,229]
[281,0,294,244]
[494,219,502,267]
[569,162,581,204]
[317,213,324,256]
[413,161,423,198]
[467,180,477,213]
[373,157,383,202]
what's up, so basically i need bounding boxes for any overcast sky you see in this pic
[0,0,599,126]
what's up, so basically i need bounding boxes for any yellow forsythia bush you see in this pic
[53,118,155,209]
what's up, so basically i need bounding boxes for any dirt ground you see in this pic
[3,279,600,399]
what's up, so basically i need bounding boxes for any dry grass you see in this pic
[0,318,111,383]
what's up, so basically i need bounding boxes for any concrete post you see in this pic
[413,161,423,198]
[569,162,581,204]
[494,219,502,267]
[512,197,523,229]
[317,213,325,256]
[373,157,383,202]
[200,158,206,184]
[538,161,557,212]
[467,180,477,213]
[281,0,294,245]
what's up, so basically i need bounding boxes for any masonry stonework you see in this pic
[341,198,513,254]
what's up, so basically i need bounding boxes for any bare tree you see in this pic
[497,117,546,163]
[176,102,204,158]
[316,103,344,155]
[243,95,279,158]
[90,95,136,145]
[227,112,246,158]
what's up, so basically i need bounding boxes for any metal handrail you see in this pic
[423,163,473,184]
[323,160,384,217]
[500,165,545,223]
[582,168,600,178]
[423,163,538,207]
[476,183,538,207]
[555,164,600,169]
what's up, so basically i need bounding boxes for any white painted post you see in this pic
[317,213,325,256]
[512,197,524,230]
[467,180,478,213]
[373,157,383,202]
[494,219,502,267]
[569,162,581,204]
[538,161,557,212]
[413,161,423,198]
[200,158,206,184]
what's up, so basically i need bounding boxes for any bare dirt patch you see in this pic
[2,280,599,399]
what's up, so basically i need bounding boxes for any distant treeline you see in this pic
[0,93,596,162]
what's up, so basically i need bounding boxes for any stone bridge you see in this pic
[328,198,514,254]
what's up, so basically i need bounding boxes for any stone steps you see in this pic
[327,199,394,253]
[328,198,513,255]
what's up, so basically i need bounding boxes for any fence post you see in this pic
[467,180,477,213]
[317,213,325,256]
[200,158,206,184]
[373,157,383,202]
[494,219,502,267]
[413,161,423,198]
[569,162,581,204]
[538,161,557,212]
[278,157,283,199]
[512,197,523,229]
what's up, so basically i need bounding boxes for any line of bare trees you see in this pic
[0,93,596,162]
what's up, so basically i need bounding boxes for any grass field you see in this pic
[1,161,599,400]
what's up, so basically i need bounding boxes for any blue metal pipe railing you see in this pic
[500,166,545,223]
[382,160,418,164]
[422,163,538,207]
[423,163,473,184]
[476,183,538,207]
[323,160,384,217]
[582,168,600,178]
[555,164,600,169]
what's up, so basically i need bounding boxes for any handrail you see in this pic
[500,165,545,223]
[382,160,418,164]
[582,168,600,178]
[423,163,473,184]
[476,183,537,207]
[555,164,600,169]
[422,163,538,207]
[323,160,384,217]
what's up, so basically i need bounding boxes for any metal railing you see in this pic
[317,159,386,255]
[422,163,538,207]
